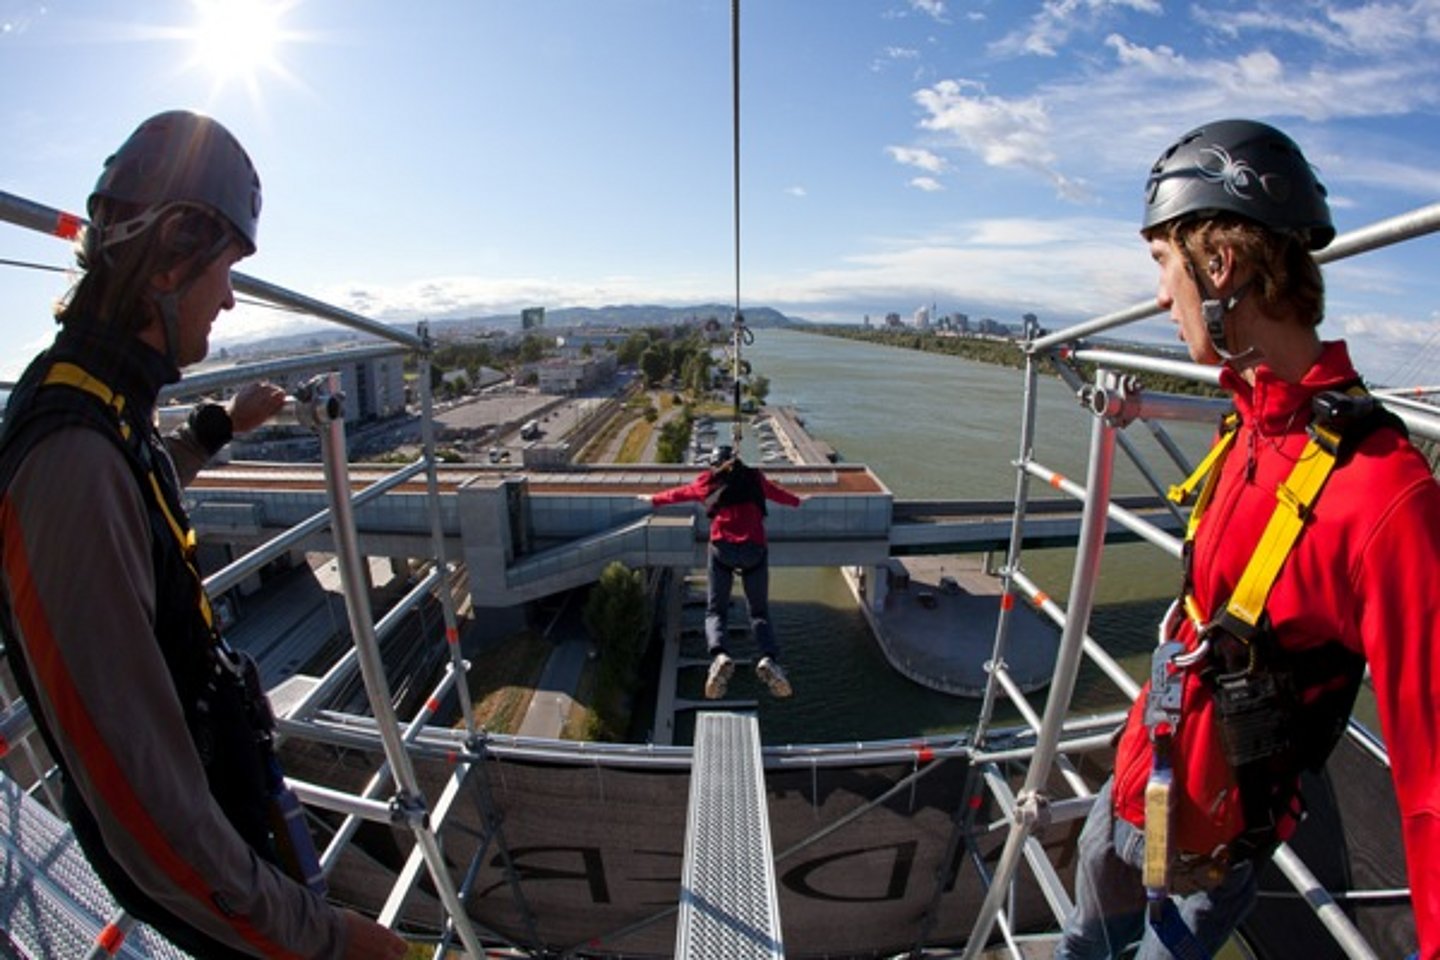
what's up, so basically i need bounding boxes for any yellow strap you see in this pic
[1224,435,1338,627]
[43,361,215,633]
[43,361,131,440]
[1169,416,1240,541]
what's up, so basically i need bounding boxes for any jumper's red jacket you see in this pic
[650,466,801,545]
[1110,341,1440,957]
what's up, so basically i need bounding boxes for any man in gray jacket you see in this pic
[0,111,404,959]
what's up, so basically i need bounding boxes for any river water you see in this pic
[675,328,1217,746]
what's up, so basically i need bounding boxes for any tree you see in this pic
[583,563,649,682]
[748,374,771,405]
[617,332,650,366]
[519,334,547,364]
[639,347,668,388]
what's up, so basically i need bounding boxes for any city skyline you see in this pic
[3,0,1439,384]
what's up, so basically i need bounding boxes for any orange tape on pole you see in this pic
[96,923,125,955]
[54,211,83,240]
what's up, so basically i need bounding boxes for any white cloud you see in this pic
[748,215,1155,322]
[910,0,947,21]
[991,0,1163,57]
[886,144,949,173]
[785,185,808,197]
[909,176,944,191]
[1335,309,1440,383]
[1219,2,1440,55]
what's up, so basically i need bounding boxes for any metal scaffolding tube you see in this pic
[961,373,1119,960]
[415,333,476,735]
[974,345,1042,747]
[0,669,61,812]
[979,765,1075,926]
[1028,200,1440,354]
[990,666,1089,799]
[303,373,486,958]
[1388,402,1440,443]
[971,730,1118,766]
[316,655,465,874]
[1269,845,1381,960]
[1008,568,1142,702]
[160,344,409,403]
[1071,348,1223,387]
[1021,459,1184,558]
[203,459,428,596]
[377,762,472,927]
[0,189,80,237]
[0,188,420,350]
[283,564,444,721]
[289,779,394,823]
[1052,358,1193,526]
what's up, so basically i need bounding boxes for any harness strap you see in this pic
[41,361,212,630]
[1220,384,1369,633]
[1150,896,1214,960]
[1168,413,1240,542]
[43,362,131,442]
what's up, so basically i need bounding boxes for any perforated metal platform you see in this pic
[675,712,784,959]
[0,774,192,959]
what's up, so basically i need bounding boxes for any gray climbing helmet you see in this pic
[1142,119,1333,250]
[90,110,262,254]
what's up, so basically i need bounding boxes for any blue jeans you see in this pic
[1054,779,1257,959]
[706,540,779,660]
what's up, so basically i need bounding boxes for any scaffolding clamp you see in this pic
[1081,373,1143,428]
[293,373,345,429]
[389,790,431,831]
[1014,789,1051,829]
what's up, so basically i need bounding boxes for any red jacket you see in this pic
[650,464,801,545]
[1110,342,1440,956]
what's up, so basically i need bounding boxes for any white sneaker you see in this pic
[756,657,792,698]
[705,653,735,700]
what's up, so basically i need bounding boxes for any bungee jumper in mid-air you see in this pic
[643,444,805,700]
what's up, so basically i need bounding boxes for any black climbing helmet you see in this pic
[1142,119,1333,250]
[90,110,262,255]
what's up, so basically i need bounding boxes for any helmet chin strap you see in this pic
[155,290,183,367]
[1187,253,1258,365]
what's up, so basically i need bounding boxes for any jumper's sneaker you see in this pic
[704,652,735,700]
[756,657,793,698]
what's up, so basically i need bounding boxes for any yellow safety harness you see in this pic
[1142,385,1383,933]
[41,361,216,633]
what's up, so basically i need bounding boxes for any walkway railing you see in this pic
[961,201,1440,960]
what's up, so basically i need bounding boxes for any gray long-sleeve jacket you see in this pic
[1,415,349,957]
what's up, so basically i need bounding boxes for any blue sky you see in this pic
[3,0,1439,384]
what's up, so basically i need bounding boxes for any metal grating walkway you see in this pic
[0,774,191,960]
[674,712,784,959]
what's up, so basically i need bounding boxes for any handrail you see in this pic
[1028,202,1440,355]
[0,188,423,351]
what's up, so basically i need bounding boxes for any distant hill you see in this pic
[213,304,804,359]
[429,303,800,334]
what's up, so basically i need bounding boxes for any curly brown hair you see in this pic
[1148,214,1326,327]
[54,201,234,334]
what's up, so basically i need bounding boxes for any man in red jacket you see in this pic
[644,446,805,699]
[1054,120,1440,959]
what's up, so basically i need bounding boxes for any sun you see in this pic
[184,0,292,87]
